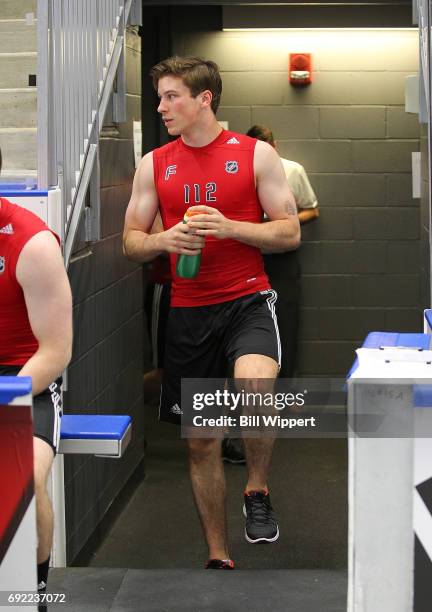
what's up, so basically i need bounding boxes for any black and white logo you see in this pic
[225,161,239,174]
[0,256,5,274]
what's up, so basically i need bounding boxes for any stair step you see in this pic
[0,89,37,128]
[48,568,347,612]
[0,52,37,88]
[0,0,37,20]
[0,20,36,53]
[0,127,36,170]
[0,169,37,182]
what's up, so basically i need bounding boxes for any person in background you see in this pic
[0,147,73,610]
[222,125,319,464]
[247,123,318,376]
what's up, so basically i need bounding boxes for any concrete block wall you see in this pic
[63,27,144,564]
[174,27,421,376]
[0,0,37,177]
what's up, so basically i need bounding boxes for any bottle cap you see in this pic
[184,208,203,220]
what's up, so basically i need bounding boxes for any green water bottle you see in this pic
[176,208,202,279]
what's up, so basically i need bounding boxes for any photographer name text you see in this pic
[192,415,317,429]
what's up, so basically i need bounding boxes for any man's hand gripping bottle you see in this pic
[176,208,202,279]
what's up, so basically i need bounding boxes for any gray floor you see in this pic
[48,567,347,611]
[60,404,348,610]
[86,405,348,569]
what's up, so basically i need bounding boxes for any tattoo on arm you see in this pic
[285,199,297,215]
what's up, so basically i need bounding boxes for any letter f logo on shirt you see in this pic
[165,165,177,181]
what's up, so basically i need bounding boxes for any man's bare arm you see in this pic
[187,141,300,252]
[123,152,164,262]
[123,152,205,262]
[16,232,73,396]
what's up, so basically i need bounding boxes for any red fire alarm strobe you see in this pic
[289,53,312,86]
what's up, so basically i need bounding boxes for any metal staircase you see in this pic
[37,0,141,266]
[0,0,141,264]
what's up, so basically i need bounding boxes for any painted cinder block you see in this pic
[298,340,358,375]
[251,106,319,139]
[114,94,142,141]
[312,173,386,207]
[126,48,142,97]
[300,208,353,241]
[0,0,36,19]
[387,107,421,139]
[301,241,387,274]
[320,107,386,139]
[0,89,37,128]
[384,308,422,332]
[183,32,254,71]
[302,275,352,307]
[387,173,417,205]
[387,242,421,273]
[0,127,36,169]
[352,274,420,307]
[217,106,252,134]
[0,22,36,53]
[220,72,287,106]
[352,140,418,172]
[312,30,418,72]
[349,72,409,105]
[0,53,36,88]
[278,140,352,173]
[315,308,387,341]
[353,208,420,240]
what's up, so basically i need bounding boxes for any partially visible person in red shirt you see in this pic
[0,147,73,608]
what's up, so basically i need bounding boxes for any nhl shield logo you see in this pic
[0,256,5,274]
[225,160,238,174]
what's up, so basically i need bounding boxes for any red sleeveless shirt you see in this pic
[153,130,270,306]
[0,197,59,365]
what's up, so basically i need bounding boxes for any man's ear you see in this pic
[200,90,213,108]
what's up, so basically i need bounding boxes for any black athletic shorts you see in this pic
[144,282,171,369]
[160,290,281,424]
[0,365,62,454]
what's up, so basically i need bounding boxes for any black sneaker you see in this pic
[222,438,246,464]
[205,559,235,570]
[243,490,279,543]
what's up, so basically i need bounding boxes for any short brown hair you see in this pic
[150,56,222,114]
[246,125,275,147]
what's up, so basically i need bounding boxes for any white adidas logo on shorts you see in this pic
[170,403,183,415]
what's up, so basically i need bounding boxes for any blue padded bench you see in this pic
[0,376,132,459]
[59,414,132,457]
[0,376,33,403]
[348,331,432,379]
[349,330,432,407]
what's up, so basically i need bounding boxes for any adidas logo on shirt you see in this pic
[226,137,240,144]
[0,223,14,235]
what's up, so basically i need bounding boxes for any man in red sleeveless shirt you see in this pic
[0,148,73,604]
[123,57,300,569]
